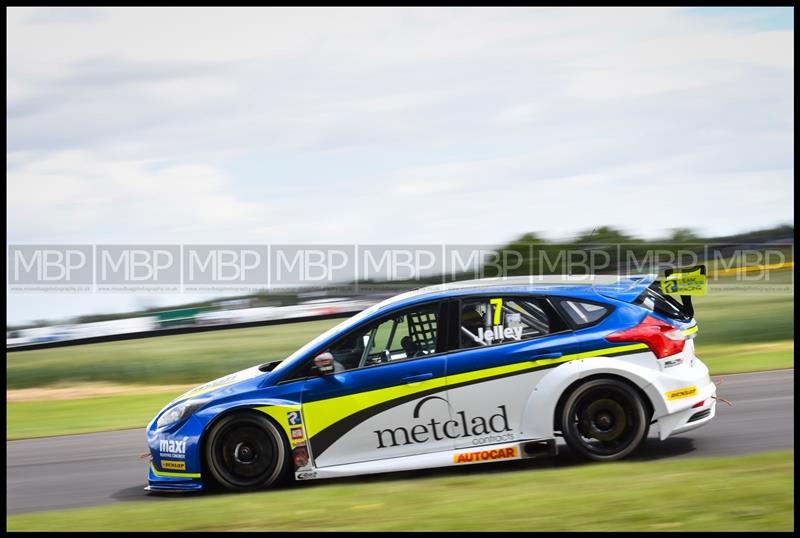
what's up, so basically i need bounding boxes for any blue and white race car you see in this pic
[146,273,716,492]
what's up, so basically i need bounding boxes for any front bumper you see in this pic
[146,415,206,492]
[146,463,204,492]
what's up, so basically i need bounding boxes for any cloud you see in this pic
[7,151,269,243]
[6,7,794,245]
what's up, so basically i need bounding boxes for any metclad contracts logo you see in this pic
[374,396,512,449]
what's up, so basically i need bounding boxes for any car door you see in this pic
[300,300,453,468]
[443,294,576,450]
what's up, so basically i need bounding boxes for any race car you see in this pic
[146,272,716,492]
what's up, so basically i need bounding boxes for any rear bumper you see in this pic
[658,394,717,438]
[647,354,718,440]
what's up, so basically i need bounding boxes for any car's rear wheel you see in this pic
[204,411,289,491]
[561,378,649,461]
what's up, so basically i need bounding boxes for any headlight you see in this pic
[156,399,207,429]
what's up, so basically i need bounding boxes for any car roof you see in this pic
[371,274,657,312]
[263,273,658,382]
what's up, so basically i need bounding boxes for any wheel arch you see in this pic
[552,373,655,433]
[198,402,294,488]
[519,356,663,439]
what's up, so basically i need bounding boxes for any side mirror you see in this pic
[313,352,335,375]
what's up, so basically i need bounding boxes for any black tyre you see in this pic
[561,378,649,461]
[204,411,289,491]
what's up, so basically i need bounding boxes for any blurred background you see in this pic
[6,6,794,531]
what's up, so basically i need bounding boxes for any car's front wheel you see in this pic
[204,411,290,491]
[561,378,649,461]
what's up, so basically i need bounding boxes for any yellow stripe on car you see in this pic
[297,344,651,438]
[578,343,648,359]
[301,375,449,437]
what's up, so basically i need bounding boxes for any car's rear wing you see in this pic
[658,265,708,318]
[593,266,707,318]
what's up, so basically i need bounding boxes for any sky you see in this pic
[6,7,795,325]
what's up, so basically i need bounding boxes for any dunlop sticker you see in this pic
[161,460,187,471]
[665,386,698,400]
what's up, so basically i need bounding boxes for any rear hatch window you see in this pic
[635,285,692,322]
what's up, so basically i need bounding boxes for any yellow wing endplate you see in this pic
[661,265,707,296]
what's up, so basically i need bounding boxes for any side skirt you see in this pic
[294,439,557,481]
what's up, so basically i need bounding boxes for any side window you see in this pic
[558,300,611,328]
[459,296,563,349]
[325,303,441,371]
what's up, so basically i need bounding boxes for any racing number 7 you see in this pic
[490,298,503,325]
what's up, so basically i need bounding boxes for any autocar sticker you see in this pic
[453,446,519,464]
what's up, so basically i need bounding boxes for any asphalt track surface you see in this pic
[7,369,794,515]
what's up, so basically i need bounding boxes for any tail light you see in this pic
[606,315,686,359]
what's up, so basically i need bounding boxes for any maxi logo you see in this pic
[374,396,511,449]
[159,437,188,457]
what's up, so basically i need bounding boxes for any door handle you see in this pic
[531,352,562,361]
[403,373,434,384]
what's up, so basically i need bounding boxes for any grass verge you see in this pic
[6,319,340,389]
[6,450,793,531]
[696,340,793,374]
[7,391,179,440]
